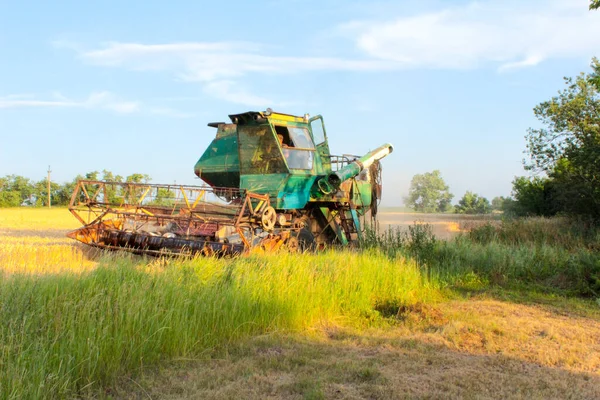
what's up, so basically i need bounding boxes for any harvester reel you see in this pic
[261,206,277,231]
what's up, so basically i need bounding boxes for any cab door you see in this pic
[309,115,331,174]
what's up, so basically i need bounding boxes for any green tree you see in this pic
[85,171,100,181]
[126,173,151,183]
[455,191,492,214]
[101,169,123,183]
[591,0,599,10]
[0,191,21,207]
[491,196,509,211]
[151,187,176,206]
[505,176,558,217]
[405,170,453,213]
[100,170,124,204]
[1,175,35,205]
[34,179,64,206]
[525,59,600,218]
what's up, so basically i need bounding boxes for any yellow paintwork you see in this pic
[268,112,306,124]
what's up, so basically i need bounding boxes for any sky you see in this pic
[1,0,599,206]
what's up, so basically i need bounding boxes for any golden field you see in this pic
[0,207,97,275]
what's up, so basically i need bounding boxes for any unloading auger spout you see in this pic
[317,143,394,194]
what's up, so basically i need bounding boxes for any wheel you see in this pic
[261,206,277,231]
[286,236,300,252]
[297,227,315,251]
[285,228,315,253]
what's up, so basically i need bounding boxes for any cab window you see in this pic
[238,125,287,174]
[274,125,314,170]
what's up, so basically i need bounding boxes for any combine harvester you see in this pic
[67,110,393,256]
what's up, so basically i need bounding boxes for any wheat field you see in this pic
[0,208,98,275]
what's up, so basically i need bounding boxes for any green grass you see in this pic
[0,251,433,399]
[366,218,600,297]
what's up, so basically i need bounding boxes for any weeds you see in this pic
[365,217,600,297]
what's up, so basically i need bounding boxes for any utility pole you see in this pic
[47,165,51,208]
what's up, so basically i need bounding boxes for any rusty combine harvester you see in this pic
[67,110,393,256]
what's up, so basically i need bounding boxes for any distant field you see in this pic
[378,210,498,240]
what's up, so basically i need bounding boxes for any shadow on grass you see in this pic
[458,285,600,320]
[104,323,600,400]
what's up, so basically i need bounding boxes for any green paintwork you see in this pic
[194,124,240,188]
[194,110,387,212]
[318,207,348,245]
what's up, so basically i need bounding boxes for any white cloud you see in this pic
[56,0,599,106]
[0,91,139,113]
[350,0,600,71]
[71,41,390,106]
[78,41,388,80]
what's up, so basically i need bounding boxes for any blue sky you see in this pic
[1,0,599,206]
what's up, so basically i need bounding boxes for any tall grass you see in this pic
[465,217,600,250]
[0,251,432,399]
[367,218,600,296]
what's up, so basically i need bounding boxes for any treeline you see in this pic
[0,170,150,207]
[405,58,600,220]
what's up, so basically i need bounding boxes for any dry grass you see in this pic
[105,299,600,399]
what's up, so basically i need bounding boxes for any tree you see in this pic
[151,187,176,206]
[491,196,509,211]
[455,191,492,214]
[85,171,100,181]
[405,170,453,213]
[524,59,600,219]
[0,191,21,207]
[126,173,151,183]
[0,175,35,205]
[101,169,123,183]
[505,176,559,217]
[591,0,600,10]
[33,179,63,206]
